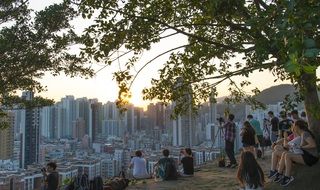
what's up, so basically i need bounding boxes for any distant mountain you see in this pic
[216,84,296,120]
[255,84,296,104]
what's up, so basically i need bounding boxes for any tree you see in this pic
[78,1,319,135]
[0,0,93,128]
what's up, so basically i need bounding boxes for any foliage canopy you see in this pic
[77,0,319,116]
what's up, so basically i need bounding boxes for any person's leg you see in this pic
[229,141,237,165]
[273,152,287,182]
[278,152,287,173]
[269,149,283,178]
[284,153,305,177]
[225,140,232,165]
[271,149,284,171]
[281,153,304,186]
[271,132,277,143]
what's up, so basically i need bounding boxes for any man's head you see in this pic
[46,162,57,172]
[279,111,287,119]
[228,114,235,121]
[247,115,253,120]
[135,150,142,157]
[185,148,192,156]
[291,110,299,119]
[268,111,274,118]
[162,149,170,157]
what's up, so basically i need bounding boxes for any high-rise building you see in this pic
[89,100,103,143]
[72,118,86,140]
[102,120,119,137]
[172,78,196,147]
[125,104,134,134]
[40,106,56,139]
[155,102,165,130]
[20,91,40,168]
[134,107,143,132]
[0,112,14,160]
[61,96,76,137]
[76,98,90,134]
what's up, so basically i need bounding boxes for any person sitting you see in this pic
[268,126,301,179]
[154,149,178,181]
[179,148,194,176]
[241,121,256,154]
[42,162,59,190]
[129,150,150,179]
[272,120,319,186]
[237,151,265,190]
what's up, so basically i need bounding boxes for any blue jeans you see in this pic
[271,132,278,143]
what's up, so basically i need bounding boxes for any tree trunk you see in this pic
[299,72,320,150]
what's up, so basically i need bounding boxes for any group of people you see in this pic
[129,148,194,181]
[231,110,319,189]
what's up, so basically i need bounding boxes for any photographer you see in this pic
[221,114,238,168]
[42,162,59,190]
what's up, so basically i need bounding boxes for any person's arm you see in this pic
[240,128,244,136]
[300,133,316,149]
[129,157,134,169]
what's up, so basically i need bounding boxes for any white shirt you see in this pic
[130,157,149,178]
[288,136,303,154]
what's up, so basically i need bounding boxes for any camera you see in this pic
[41,167,46,172]
[217,117,224,124]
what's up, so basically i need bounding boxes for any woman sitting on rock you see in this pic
[272,120,319,187]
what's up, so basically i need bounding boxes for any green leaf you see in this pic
[302,65,317,74]
[284,61,299,73]
[304,38,316,48]
[304,48,320,58]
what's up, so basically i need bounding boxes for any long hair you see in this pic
[243,121,255,135]
[295,120,315,139]
[237,151,265,188]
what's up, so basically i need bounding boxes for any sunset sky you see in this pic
[30,0,319,107]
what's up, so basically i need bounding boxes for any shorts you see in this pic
[302,149,319,166]
[255,135,265,147]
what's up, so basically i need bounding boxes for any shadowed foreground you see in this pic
[128,151,320,190]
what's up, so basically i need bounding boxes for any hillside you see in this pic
[255,84,295,104]
[128,151,320,190]
[216,84,296,119]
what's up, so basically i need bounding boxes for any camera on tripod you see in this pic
[217,117,224,124]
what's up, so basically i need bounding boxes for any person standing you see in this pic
[42,162,59,190]
[222,114,237,168]
[278,111,293,139]
[268,111,279,143]
[240,121,256,154]
[247,115,264,157]
[129,150,150,179]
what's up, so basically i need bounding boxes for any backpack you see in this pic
[90,176,103,190]
[104,171,129,190]
[163,158,178,180]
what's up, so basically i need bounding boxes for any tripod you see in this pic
[209,123,225,154]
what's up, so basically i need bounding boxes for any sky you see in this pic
[30,0,319,108]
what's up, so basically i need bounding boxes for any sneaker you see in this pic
[268,170,278,179]
[280,176,294,186]
[273,173,283,183]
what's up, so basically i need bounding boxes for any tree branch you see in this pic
[129,43,193,89]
